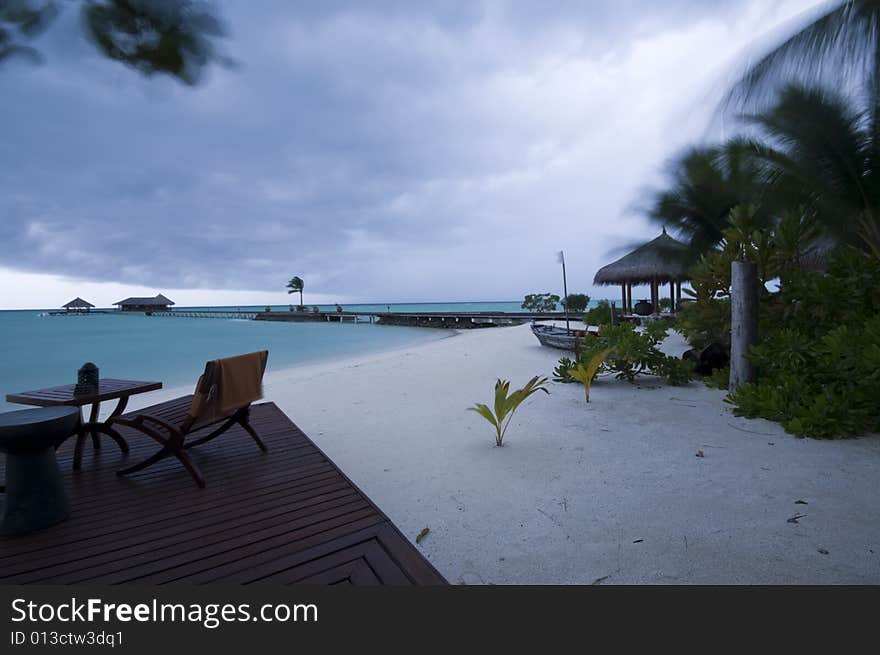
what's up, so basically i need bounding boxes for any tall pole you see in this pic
[729,260,759,392]
[559,250,570,334]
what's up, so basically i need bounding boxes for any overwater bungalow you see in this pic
[113,294,175,312]
[61,297,95,313]
[593,229,692,315]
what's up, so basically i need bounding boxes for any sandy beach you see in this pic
[127,322,880,584]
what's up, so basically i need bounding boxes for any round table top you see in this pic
[0,406,80,431]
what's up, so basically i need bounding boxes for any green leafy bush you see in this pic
[556,322,693,386]
[552,357,577,383]
[704,366,730,390]
[562,293,590,313]
[676,297,730,350]
[726,251,880,438]
[522,293,560,313]
[583,300,612,326]
[650,355,697,386]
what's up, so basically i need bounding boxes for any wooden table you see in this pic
[6,379,162,470]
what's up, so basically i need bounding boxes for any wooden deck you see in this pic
[0,402,446,585]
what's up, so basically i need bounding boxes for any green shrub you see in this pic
[556,322,693,386]
[726,251,880,438]
[676,297,731,350]
[562,293,590,313]
[522,293,560,313]
[583,300,612,326]
[704,366,730,390]
[552,357,577,383]
[650,355,696,386]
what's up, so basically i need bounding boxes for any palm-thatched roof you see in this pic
[113,294,175,307]
[63,297,95,309]
[593,229,693,285]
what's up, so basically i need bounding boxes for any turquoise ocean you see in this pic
[0,300,595,412]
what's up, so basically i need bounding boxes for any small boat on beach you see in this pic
[530,323,596,351]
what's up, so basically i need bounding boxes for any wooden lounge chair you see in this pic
[114,350,269,488]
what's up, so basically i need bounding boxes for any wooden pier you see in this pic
[0,402,446,585]
[256,310,568,328]
[256,311,373,324]
[150,309,260,319]
[144,309,571,329]
[373,311,568,329]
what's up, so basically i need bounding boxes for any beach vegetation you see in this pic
[646,139,771,254]
[704,366,730,390]
[726,250,880,438]
[552,357,577,383]
[683,0,880,437]
[561,293,590,313]
[521,293,560,313]
[468,376,549,447]
[583,300,612,326]
[556,322,693,387]
[1,0,231,85]
[567,350,611,402]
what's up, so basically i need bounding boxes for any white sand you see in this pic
[130,323,880,584]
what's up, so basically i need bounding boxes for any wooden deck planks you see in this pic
[0,402,446,585]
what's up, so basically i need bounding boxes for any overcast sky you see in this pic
[1,0,821,309]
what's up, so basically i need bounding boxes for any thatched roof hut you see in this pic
[114,294,175,312]
[593,229,693,315]
[62,297,95,312]
[593,229,692,285]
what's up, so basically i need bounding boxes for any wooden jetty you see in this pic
[256,310,568,328]
[145,309,572,329]
[46,310,115,316]
[151,309,260,319]
[374,311,567,329]
[0,402,446,585]
[256,311,372,324]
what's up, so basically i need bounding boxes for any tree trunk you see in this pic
[729,261,759,392]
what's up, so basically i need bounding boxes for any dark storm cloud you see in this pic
[1,0,773,300]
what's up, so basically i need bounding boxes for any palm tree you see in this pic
[716,0,880,256]
[1,1,230,84]
[647,138,772,254]
[286,276,304,306]
[747,83,880,255]
[725,1,880,114]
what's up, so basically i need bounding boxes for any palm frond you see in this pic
[724,1,880,113]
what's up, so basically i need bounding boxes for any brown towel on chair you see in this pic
[188,350,268,422]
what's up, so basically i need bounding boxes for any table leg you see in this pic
[73,412,86,471]
[90,423,129,452]
[102,396,130,453]
[80,396,130,454]
[88,402,101,449]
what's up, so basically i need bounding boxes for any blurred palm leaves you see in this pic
[0,0,58,63]
[82,0,232,85]
[646,138,774,255]
[0,0,231,84]
[648,1,880,263]
[725,0,880,114]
